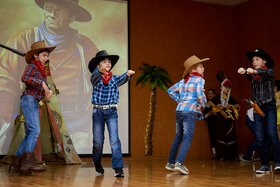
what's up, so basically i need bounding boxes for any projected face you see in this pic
[44,1,73,33]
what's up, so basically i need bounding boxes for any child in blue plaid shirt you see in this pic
[88,50,135,177]
[165,55,209,175]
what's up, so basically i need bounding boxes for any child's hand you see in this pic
[44,90,53,102]
[99,67,108,75]
[42,81,49,92]
[246,68,257,74]
[196,105,201,111]
[127,70,135,76]
[237,68,246,74]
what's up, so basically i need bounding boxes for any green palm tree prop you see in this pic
[136,63,172,156]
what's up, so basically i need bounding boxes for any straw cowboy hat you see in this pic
[182,55,210,78]
[35,0,91,22]
[246,48,274,68]
[88,50,119,73]
[25,41,56,64]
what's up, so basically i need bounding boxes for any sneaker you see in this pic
[94,162,104,175]
[165,163,175,171]
[274,163,280,173]
[174,162,189,175]
[256,165,270,174]
[240,155,253,163]
[114,168,124,177]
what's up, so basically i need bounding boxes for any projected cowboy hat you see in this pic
[25,41,56,64]
[35,0,91,22]
[246,48,274,68]
[88,50,119,73]
[182,55,210,78]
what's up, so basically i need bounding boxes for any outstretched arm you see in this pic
[115,70,135,87]
[238,67,253,81]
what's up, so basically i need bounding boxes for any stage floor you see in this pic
[1,158,280,186]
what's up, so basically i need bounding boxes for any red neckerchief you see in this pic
[253,66,267,81]
[184,72,203,83]
[32,59,46,78]
[101,72,113,84]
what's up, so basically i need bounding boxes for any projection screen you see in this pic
[0,0,129,155]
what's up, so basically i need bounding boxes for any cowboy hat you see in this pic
[88,50,119,73]
[182,55,210,78]
[246,48,274,68]
[35,0,91,22]
[25,41,56,64]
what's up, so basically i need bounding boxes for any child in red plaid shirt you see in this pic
[9,41,55,174]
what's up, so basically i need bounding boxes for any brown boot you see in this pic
[8,155,21,173]
[20,152,46,173]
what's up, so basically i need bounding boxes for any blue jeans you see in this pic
[168,111,196,164]
[254,100,280,166]
[244,116,258,158]
[16,95,40,156]
[92,107,123,169]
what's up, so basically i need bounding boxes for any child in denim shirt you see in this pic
[88,50,135,177]
[165,55,209,175]
[238,49,280,174]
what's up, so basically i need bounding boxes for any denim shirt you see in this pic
[245,68,275,105]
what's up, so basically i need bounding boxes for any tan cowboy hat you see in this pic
[182,55,210,78]
[25,41,56,64]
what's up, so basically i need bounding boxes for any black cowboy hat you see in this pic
[88,50,119,73]
[35,0,91,22]
[246,48,274,68]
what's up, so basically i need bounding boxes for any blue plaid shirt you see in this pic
[90,67,132,105]
[168,76,206,119]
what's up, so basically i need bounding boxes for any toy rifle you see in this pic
[245,99,265,117]
[0,43,25,57]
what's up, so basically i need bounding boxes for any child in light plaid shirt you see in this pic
[165,55,209,175]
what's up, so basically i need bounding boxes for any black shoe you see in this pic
[114,168,124,177]
[240,155,253,163]
[94,162,104,175]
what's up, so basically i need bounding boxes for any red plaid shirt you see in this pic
[21,63,46,100]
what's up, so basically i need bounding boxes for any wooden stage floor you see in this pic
[1,158,280,186]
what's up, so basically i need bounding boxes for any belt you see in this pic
[257,98,273,106]
[93,104,117,110]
